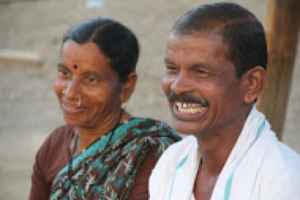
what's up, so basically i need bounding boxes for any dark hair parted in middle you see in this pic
[172,2,267,78]
[63,17,139,83]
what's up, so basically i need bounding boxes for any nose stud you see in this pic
[61,88,82,107]
[77,97,82,107]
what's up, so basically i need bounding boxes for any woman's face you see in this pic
[54,40,124,129]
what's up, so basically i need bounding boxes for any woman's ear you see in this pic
[242,66,266,104]
[120,72,138,103]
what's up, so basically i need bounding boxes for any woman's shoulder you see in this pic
[130,117,175,132]
[38,124,74,156]
[47,124,75,143]
[126,117,181,146]
[137,117,170,125]
[125,118,179,139]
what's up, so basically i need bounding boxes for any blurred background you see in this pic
[0,0,299,199]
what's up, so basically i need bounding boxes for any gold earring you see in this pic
[61,88,66,94]
[122,102,127,110]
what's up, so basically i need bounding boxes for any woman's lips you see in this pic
[62,102,86,114]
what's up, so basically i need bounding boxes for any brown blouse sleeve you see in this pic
[29,125,73,200]
[128,152,158,200]
[29,135,52,200]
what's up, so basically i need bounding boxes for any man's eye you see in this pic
[166,66,178,74]
[195,69,213,78]
[196,69,207,74]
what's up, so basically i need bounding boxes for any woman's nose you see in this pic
[64,79,81,99]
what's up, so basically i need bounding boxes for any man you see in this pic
[149,2,300,200]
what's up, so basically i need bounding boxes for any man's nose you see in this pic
[170,73,193,95]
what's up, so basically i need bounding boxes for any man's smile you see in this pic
[172,101,209,122]
[175,102,205,114]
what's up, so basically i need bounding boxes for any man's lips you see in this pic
[62,102,86,114]
[175,102,205,114]
[172,101,208,119]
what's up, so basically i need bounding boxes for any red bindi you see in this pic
[73,64,78,69]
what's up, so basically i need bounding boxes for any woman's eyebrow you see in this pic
[82,70,102,77]
[57,63,67,68]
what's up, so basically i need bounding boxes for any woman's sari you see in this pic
[50,118,180,200]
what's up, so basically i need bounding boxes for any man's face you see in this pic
[162,32,247,138]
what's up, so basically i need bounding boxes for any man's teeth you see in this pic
[175,102,204,113]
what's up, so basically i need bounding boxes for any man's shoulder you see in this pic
[259,141,300,196]
[263,141,300,175]
[160,136,196,156]
[153,136,198,170]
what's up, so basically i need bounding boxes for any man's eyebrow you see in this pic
[164,58,175,65]
[190,62,209,69]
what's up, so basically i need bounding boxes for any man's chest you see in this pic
[193,171,218,200]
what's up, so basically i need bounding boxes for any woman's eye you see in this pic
[62,69,69,75]
[89,77,95,82]
[58,68,70,76]
[87,76,98,83]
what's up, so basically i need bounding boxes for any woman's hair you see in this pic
[62,17,139,83]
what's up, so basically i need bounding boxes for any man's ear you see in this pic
[242,66,266,104]
[120,72,138,103]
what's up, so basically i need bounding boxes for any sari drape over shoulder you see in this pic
[50,118,180,200]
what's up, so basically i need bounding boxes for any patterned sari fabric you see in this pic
[50,118,180,200]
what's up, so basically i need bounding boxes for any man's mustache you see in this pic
[168,93,210,107]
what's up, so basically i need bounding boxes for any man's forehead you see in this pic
[169,25,226,43]
[166,32,227,57]
[165,32,234,72]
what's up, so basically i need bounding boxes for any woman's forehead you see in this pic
[60,41,109,67]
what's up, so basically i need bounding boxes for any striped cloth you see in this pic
[149,106,300,200]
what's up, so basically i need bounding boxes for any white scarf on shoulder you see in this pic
[149,106,277,200]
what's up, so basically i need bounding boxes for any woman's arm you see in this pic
[29,138,51,200]
[129,152,158,200]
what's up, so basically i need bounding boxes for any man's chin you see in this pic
[172,120,200,135]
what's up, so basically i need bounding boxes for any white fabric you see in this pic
[149,106,300,200]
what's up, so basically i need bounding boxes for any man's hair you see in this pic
[63,17,139,83]
[172,2,267,77]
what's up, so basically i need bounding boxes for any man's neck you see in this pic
[196,111,249,176]
[197,130,241,175]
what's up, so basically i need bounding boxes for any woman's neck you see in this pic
[72,109,133,154]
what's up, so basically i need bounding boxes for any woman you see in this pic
[29,17,180,200]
